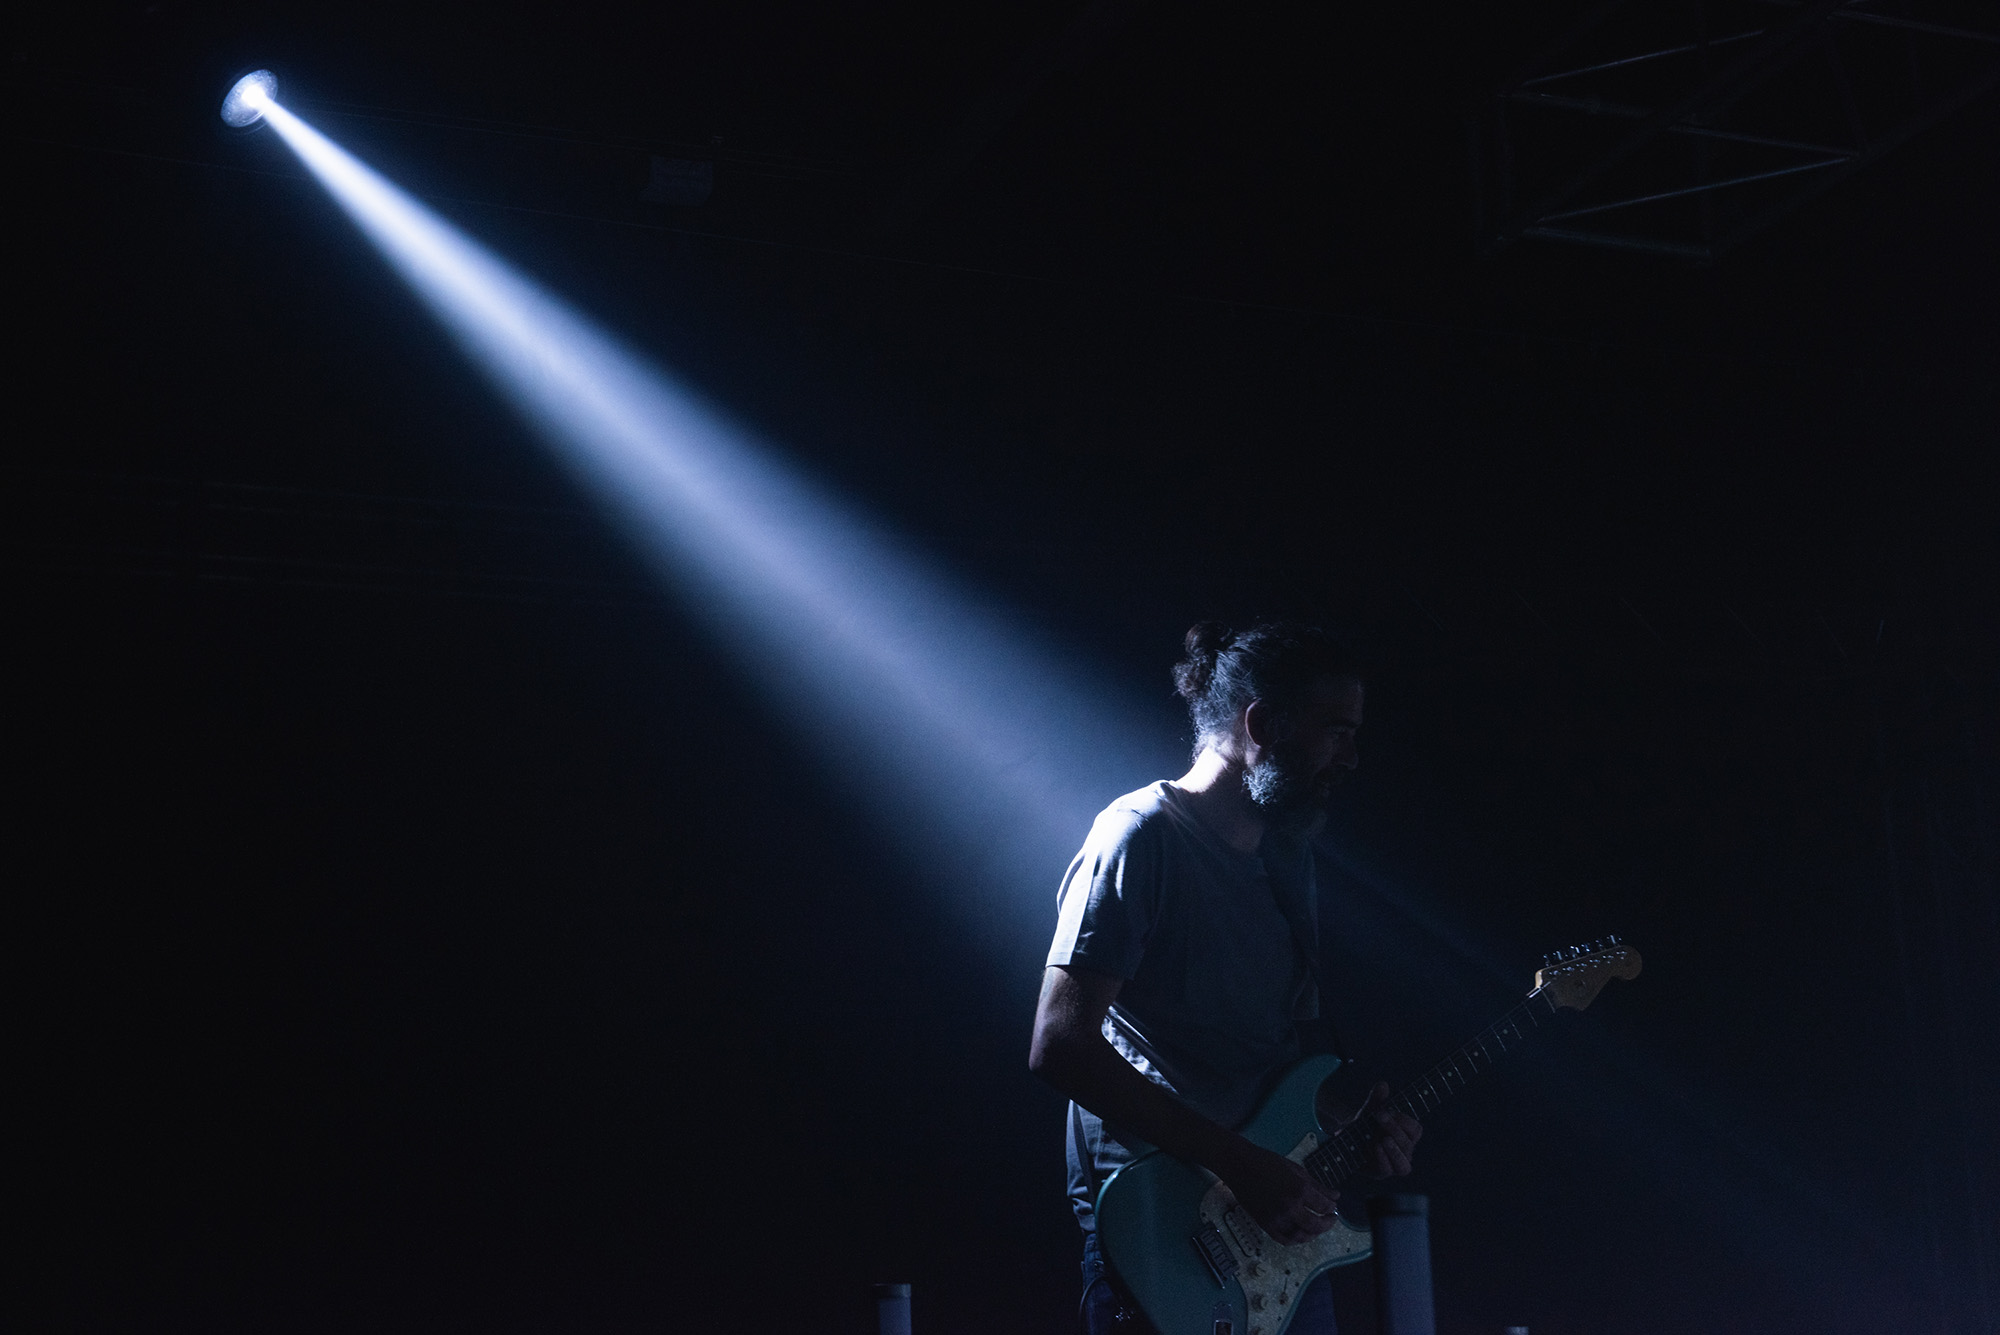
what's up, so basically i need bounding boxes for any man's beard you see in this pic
[1242,745,1342,833]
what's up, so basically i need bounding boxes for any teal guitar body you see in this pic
[1093,1054,1372,1335]
[1090,937,1644,1335]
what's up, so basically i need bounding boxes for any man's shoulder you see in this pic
[1090,781,1178,832]
[1075,782,1194,860]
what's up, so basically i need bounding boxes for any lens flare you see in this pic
[241,90,1171,948]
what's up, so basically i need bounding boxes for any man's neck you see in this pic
[1170,747,1266,855]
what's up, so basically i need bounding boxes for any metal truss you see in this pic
[1472,0,2000,260]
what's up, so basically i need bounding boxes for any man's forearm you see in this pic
[1036,1033,1253,1180]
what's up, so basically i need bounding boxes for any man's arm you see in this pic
[1027,963,1342,1245]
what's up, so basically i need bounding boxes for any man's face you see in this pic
[1242,677,1363,830]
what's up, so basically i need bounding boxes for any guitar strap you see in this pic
[1265,831,1322,982]
[1271,836,1352,1061]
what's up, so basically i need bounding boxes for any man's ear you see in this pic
[1242,698,1284,751]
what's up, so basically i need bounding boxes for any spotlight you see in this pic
[220,70,278,127]
[241,98,1171,951]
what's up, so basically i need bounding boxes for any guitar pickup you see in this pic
[1222,1206,1264,1258]
[1192,1225,1240,1286]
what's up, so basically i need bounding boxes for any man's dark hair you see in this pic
[1172,621,1363,746]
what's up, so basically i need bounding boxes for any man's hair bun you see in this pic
[1171,619,1364,747]
[1173,621,1235,700]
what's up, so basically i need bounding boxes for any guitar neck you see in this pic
[1307,987,1563,1190]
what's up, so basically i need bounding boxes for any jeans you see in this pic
[1081,1229,1337,1335]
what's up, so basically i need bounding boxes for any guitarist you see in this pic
[1029,622,1422,1334]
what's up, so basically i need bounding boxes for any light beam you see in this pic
[242,83,1171,948]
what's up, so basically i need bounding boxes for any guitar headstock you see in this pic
[1534,936,1643,1011]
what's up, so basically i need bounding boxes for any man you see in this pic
[1028,621,1422,1334]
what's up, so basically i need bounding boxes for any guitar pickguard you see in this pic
[1197,1132,1372,1335]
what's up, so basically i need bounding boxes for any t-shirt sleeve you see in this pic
[1046,808,1162,980]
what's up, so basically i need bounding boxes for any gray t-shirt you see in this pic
[1048,781,1321,1229]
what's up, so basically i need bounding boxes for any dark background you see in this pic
[8,3,1998,1333]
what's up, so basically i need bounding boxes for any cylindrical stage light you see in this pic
[872,1283,913,1335]
[219,70,278,127]
[1369,1193,1437,1335]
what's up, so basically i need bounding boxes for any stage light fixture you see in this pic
[220,69,278,127]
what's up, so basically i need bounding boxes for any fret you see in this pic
[1293,989,1580,1204]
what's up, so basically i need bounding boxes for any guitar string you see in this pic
[1310,990,1557,1188]
[1303,988,1563,1191]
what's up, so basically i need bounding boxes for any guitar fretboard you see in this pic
[1303,987,1563,1190]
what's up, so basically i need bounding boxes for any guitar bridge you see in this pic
[1192,1225,1239,1287]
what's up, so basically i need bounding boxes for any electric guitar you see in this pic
[1094,937,1643,1335]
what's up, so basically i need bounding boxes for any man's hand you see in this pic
[1219,1142,1343,1246]
[1031,968,1385,1246]
[1351,1081,1422,1178]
